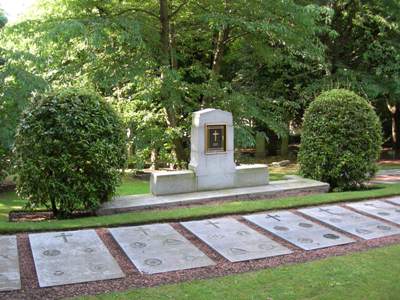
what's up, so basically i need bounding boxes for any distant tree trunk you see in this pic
[280,133,289,159]
[159,0,186,165]
[211,25,230,75]
[387,102,400,151]
[150,148,158,170]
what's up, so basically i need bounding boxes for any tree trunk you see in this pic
[211,25,230,74]
[50,195,58,217]
[159,0,186,165]
[280,133,289,159]
[388,102,400,151]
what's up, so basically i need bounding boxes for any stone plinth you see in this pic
[150,108,268,196]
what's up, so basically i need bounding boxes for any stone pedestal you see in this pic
[189,109,236,190]
[150,108,269,195]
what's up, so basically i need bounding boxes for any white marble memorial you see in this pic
[150,109,269,195]
[0,236,21,291]
[346,200,400,225]
[181,217,291,262]
[299,205,400,240]
[29,230,124,287]
[109,224,214,274]
[244,211,354,250]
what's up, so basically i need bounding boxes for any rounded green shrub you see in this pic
[14,87,127,217]
[298,89,382,191]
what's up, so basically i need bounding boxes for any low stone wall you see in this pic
[150,164,269,196]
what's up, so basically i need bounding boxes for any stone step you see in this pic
[97,176,329,215]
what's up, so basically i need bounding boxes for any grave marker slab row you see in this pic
[0,236,20,291]
[244,211,354,250]
[346,200,400,225]
[181,218,291,262]
[299,205,400,240]
[29,230,124,287]
[387,197,400,206]
[109,224,214,274]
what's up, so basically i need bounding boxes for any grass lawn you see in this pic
[1,174,400,233]
[75,243,400,300]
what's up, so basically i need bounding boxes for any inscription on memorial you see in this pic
[205,124,226,153]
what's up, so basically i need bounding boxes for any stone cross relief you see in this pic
[212,130,220,142]
[205,220,220,229]
[133,227,151,236]
[318,208,345,216]
[265,214,281,221]
[54,232,72,243]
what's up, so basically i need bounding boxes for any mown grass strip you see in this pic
[0,183,399,234]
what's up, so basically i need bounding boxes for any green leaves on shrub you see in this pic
[14,87,127,217]
[298,89,382,191]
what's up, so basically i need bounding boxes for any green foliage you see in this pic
[0,0,329,167]
[14,87,127,217]
[0,8,6,29]
[299,89,382,191]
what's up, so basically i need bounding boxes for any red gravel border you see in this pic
[1,200,400,300]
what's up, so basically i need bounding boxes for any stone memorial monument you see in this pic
[150,108,269,195]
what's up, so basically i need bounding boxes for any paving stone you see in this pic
[346,200,400,225]
[181,217,292,262]
[29,230,124,287]
[244,211,354,250]
[299,205,400,240]
[387,197,400,206]
[109,224,215,274]
[0,236,20,291]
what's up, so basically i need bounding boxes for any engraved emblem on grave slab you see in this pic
[274,225,289,231]
[297,238,313,244]
[53,271,64,276]
[356,228,372,234]
[43,249,61,257]
[236,230,250,236]
[298,222,313,228]
[230,247,248,255]
[258,244,275,250]
[130,241,147,249]
[163,239,184,246]
[377,212,390,216]
[145,258,162,266]
[323,233,340,240]
[205,124,226,153]
[377,225,391,231]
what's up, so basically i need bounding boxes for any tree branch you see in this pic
[169,0,189,19]
[114,7,158,19]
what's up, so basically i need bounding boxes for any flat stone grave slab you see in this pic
[244,211,354,250]
[387,197,400,206]
[181,217,291,262]
[109,224,214,274]
[29,230,124,287]
[299,205,400,240]
[0,236,20,291]
[346,200,400,225]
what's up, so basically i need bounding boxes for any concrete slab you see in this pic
[109,224,214,274]
[98,176,329,215]
[181,218,291,262]
[29,230,124,287]
[346,200,400,225]
[244,211,354,250]
[387,197,400,206]
[0,236,20,291]
[299,205,400,240]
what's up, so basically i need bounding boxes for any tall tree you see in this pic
[1,0,327,167]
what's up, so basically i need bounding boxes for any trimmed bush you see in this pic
[14,87,127,217]
[298,89,382,191]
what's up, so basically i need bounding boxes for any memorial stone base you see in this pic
[151,109,269,196]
